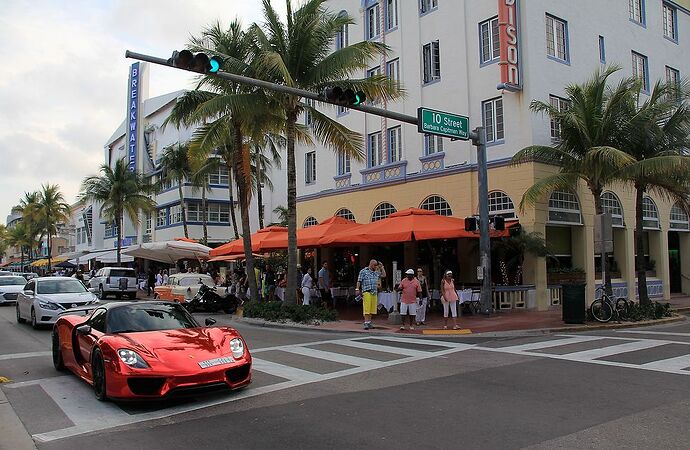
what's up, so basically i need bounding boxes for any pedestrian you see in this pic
[318,261,333,308]
[355,259,381,330]
[375,261,387,290]
[156,270,163,286]
[416,268,429,326]
[254,265,263,301]
[396,269,421,331]
[301,266,314,306]
[162,270,169,285]
[147,268,155,296]
[265,265,276,302]
[440,270,460,330]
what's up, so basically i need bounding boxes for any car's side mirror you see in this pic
[205,318,217,326]
[76,324,92,335]
[88,288,97,293]
[23,290,34,296]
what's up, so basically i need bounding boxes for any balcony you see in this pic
[360,161,407,185]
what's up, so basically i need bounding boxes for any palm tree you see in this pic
[79,158,157,264]
[6,222,31,271]
[18,191,44,260]
[511,67,639,295]
[272,206,288,226]
[189,156,222,245]
[37,184,70,271]
[250,133,283,229]
[493,229,552,285]
[159,142,194,238]
[0,224,7,264]
[618,80,690,305]
[252,0,402,302]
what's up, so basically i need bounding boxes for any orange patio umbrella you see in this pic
[209,226,288,257]
[208,253,265,262]
[175,237,198,243]
[260,216,361,249]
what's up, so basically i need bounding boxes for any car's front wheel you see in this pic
[52,330,65,371]
[92,348,108,401]
[98,286,105,300]
[16,303,25,323]
[31,308,39,329]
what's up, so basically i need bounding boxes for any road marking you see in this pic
[488,336,604,352]
[252,358,322,382]
[640,354,690,371]
[333,340,431,357]
[558,340,666,360]
[0,351,51,361]
[423,329,472,335]
[617,330,690,338]
[278,346,380,368]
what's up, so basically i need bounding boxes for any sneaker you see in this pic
[400,326,405,331]
[363,322,369,330]
[410,326,415,330]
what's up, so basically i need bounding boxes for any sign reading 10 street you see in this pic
[417,107,470,140]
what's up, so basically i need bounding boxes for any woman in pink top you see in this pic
[440,270,460,330]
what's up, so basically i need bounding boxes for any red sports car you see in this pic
[51,301,251,401]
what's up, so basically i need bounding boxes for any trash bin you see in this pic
[562,283,586,324]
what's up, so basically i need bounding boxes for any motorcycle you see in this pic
[183,283,241,315]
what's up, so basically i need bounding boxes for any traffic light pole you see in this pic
[125,49,493,315]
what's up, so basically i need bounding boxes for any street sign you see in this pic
[594,213,613,254]
[417,108,470,140]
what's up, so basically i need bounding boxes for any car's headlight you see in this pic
[230,338,245,359]
[38,301,60,310]
[117,349,150,368]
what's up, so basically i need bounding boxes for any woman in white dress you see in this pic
[301,267,314,306]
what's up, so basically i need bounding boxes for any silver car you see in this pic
[16,277,99,329]
[0,275,28,305]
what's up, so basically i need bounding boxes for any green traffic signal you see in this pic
[209,57,221,73]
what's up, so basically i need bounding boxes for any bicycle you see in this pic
[590,286,631,323]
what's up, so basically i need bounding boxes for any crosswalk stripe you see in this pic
[279,346,380,368]
[251,358,322,382]
[640,354,690,371]
[368,336,464,348]
[0,351,51,361]
[550,340,666,360]
[617,330,690,338]
[491,336,604,352]
[331,339,430,357]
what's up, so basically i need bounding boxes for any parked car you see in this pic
[154,273,216,303]
[18,272,38,281]
[89,267,137,300]
[16,277,99,328]
[0,270,13,277]
[52,301,252,401]
[0,275,29,305]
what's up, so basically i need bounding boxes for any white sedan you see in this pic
[16,277,99,329]
[0,275,28,305]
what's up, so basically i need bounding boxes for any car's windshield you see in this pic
[179,276,212,287]
[0,277,27,286]
[107,304,198,333]
[109,269,135,277]
[36,279,88,294]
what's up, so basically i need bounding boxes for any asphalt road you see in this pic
[2,302,690,449]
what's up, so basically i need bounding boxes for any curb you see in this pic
[235,314,686,338]
[0,389,37,450]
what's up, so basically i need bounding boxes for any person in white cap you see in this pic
[396,268,421,331]
[440,270,460,330]
[415,268,429,326]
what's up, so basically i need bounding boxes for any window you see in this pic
[386,0,398,30]
[599,36,606,64]
[422,41,441,83]
[145,213,152,234]
[104,222,118,238]
[629,0,645,25]
[388,126,402,163]
[488,191,517,219]
[336,12,349,49]
[89,309,107,333]
[207,203,230,223]
[420,0,438,14]
[420,195,452,216]
[303,217,318,228]
[336,208,356,221]
[670,203,690,231]
[601,192,625,227]
[663,3,677,41]
[666,66,680,88]
[337,152,351,175]
[187,203,201,222]
[632,51,649,92]
[386,59,400,88]
[305,151,316,184]
[367,66,382,103]
[642,196,660,229]
[482,97,504,143]
[549,95,570,141]
[424,134,444,155]
[479,17,500,64]
[156,209,167,228]
[76,227,82,245]
[367,3,381,39]
[169,205,182,225]
[208,164,229,185]
[371,202,397,222]
[304,98,315,127]
[368,132,383,167]
[546,14,568,62]
[548,190,582,224]
[304,151,316,184]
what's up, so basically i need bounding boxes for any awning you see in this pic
[123,241,211,264]
[69,249,133,265]
[210,226,288,257]
[208,253,265,262]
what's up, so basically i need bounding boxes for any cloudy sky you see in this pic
[0,0,286,221]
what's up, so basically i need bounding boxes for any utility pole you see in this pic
[472,127,492,315]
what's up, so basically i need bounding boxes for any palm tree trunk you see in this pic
[116,209,123,265]
[257,162,265,229]
[634,185,650,305]
[226,163,240,239]
[202,189,208,245]
[47,233,52,272]
[285,110,298,304]
[591,188,612,297]
[178,182,189,238]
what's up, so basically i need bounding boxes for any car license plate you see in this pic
[198,356,234,369]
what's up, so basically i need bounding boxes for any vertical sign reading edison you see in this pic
[126,62,140,172]
[498,0,521,90]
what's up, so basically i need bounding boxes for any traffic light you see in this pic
[492,216,505,231]
[167,50,223,74]
[464,217,477,232]
[322,86,366,106]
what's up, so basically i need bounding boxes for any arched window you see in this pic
[420,195,452,216]
[642,197,660,230]
[670,203,690,231]
[371,202,397,222]
[488,191,516,219]
[601,192,624,227]
[335,208,356,221]
[303,216,318,228]
[548,190,582,225]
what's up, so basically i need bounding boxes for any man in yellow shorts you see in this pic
[355,259,381,330]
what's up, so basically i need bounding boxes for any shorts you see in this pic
[362,292,378,315]
[400,302,417,316]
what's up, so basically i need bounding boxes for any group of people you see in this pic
[356,259,461,331]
